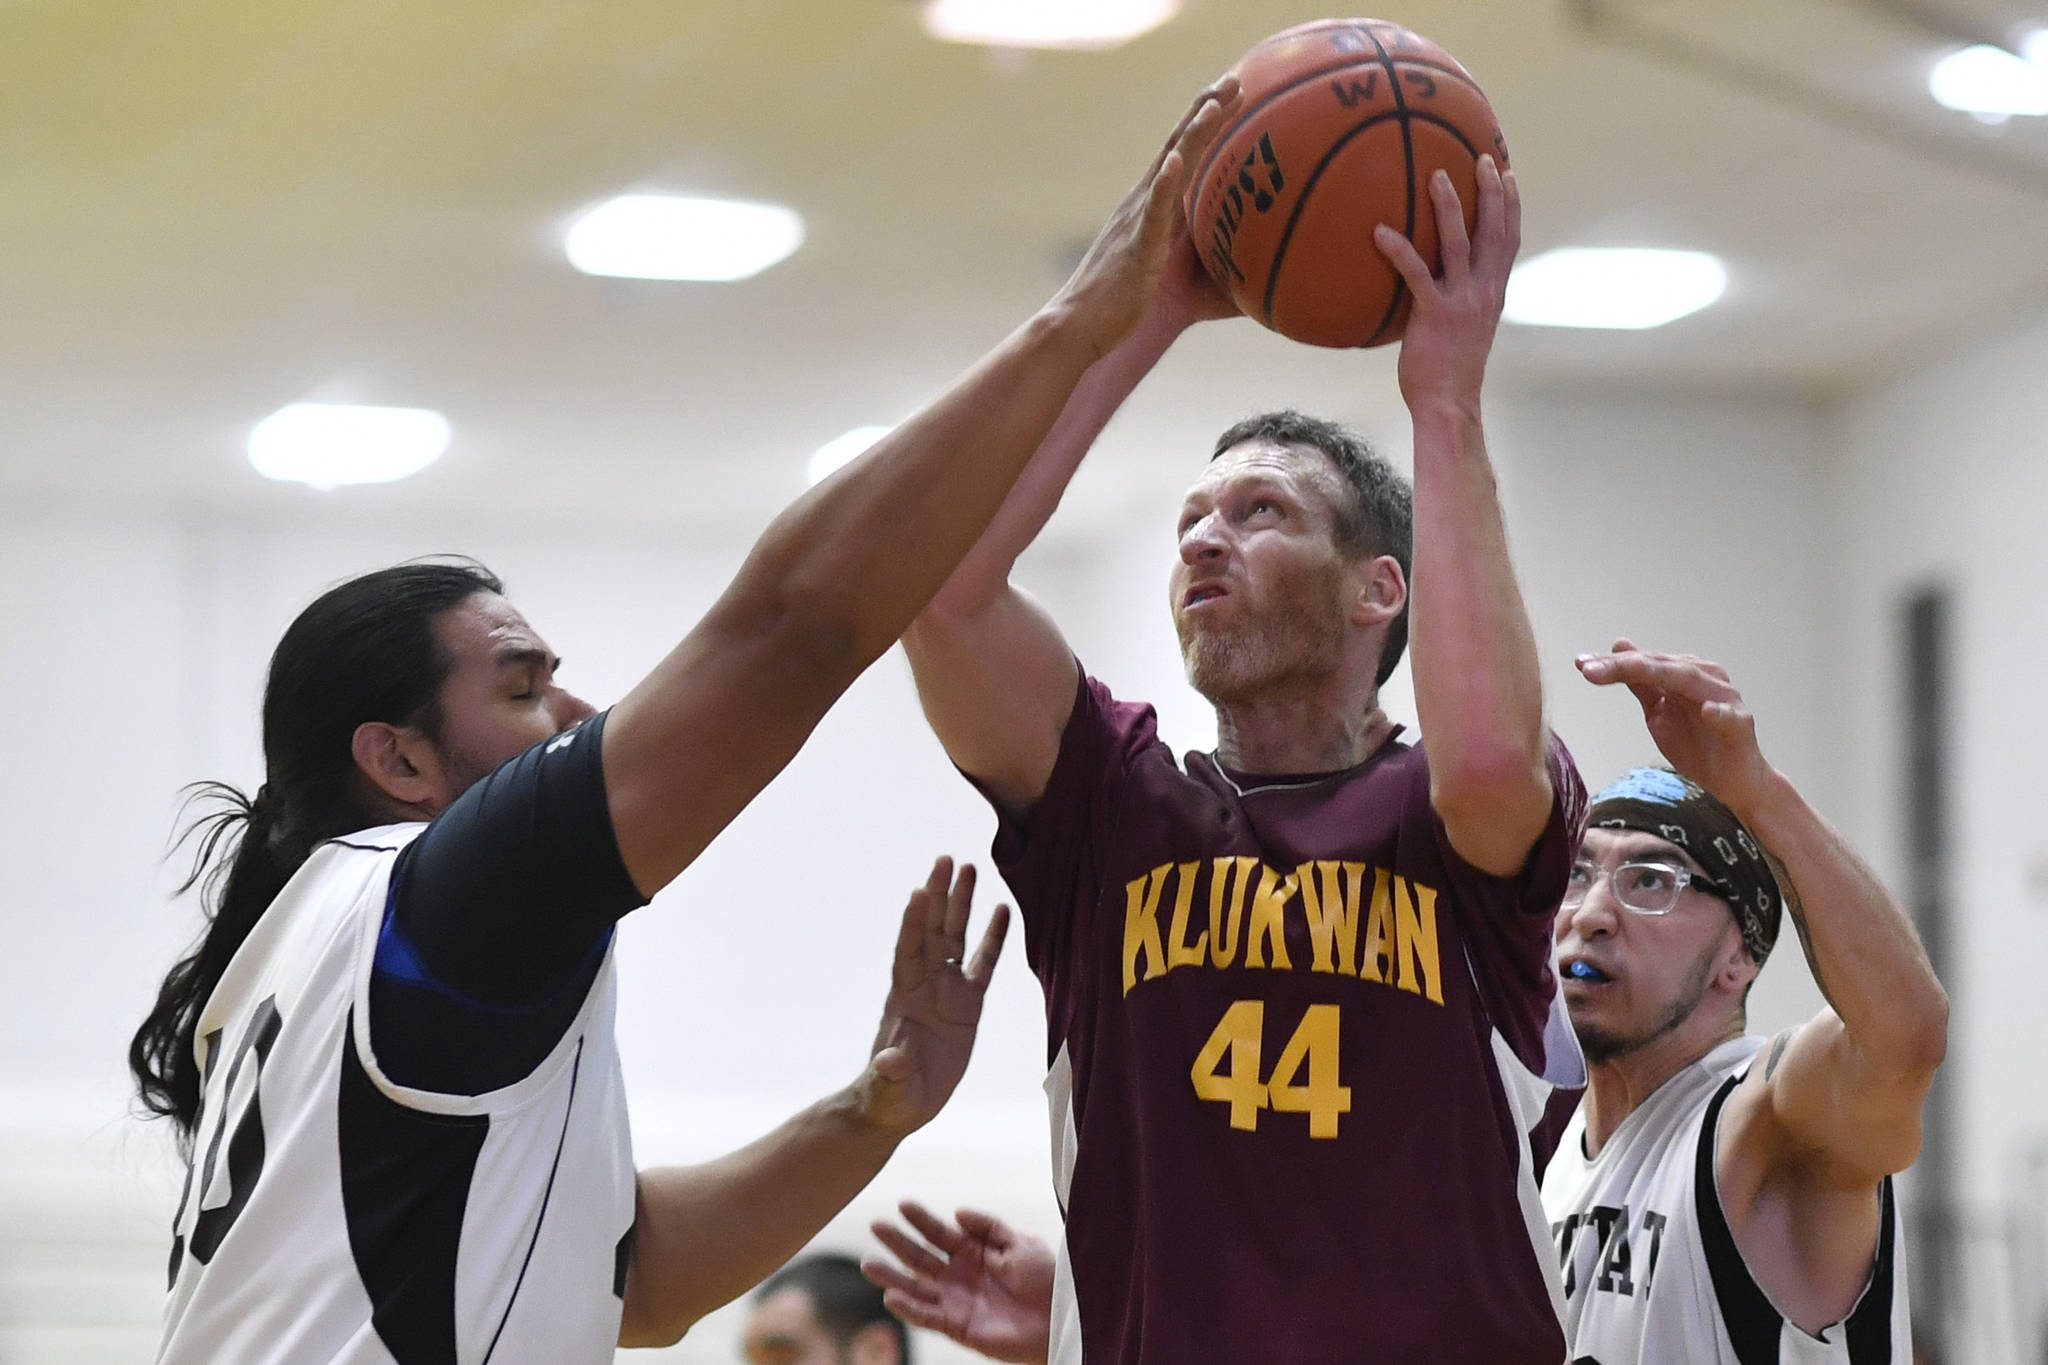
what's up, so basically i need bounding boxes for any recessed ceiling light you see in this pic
[921,0,1179,51]
[565,194,805,282]
[1927,44,2048,118]
[808,426,893,486]
[1504,248,1727,330]
[248,403,451,489]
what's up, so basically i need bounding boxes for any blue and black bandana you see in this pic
[1587,766,1783,963]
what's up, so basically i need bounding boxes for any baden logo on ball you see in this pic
[1186,18,1509,349]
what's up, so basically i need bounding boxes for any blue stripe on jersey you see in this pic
[373,892,613,1017]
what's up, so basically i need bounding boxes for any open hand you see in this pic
[854,859,1009,1137]
[1373,155,1519,412]
[1576,639,1776,815]
[863,1201,1055,1364]
[1050,74,1243,360]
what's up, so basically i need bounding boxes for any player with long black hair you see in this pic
[130,76,1242,1365]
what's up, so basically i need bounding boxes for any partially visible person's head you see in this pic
[743,1253,908,1365]
[131,558,594,1144]
[1554,767,1784,1064]
[1169,411,1411,707]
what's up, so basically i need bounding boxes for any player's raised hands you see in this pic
[1050,74,1244,361]
[862,1202,1056,1364]
[1576,639,1776,815]
[854,859,1010,1137]
[1372,154,1519,410]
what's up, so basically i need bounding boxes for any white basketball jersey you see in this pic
[157,824,636,1365]
[1542,1036,1911,1365]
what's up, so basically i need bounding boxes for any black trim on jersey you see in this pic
[482,1041,584,1364]
[613,1224,635,1299]
[1696,1075,1783,1363]
[1843,1179,1900,1363]
[371,707,644,1094]
[1696,1074,1902,1362]
[339,1012,490,1365]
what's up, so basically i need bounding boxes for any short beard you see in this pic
[1176,562,1349,705]
[1573,940,1720,1064]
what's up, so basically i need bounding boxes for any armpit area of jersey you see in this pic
[370,708,646,1094]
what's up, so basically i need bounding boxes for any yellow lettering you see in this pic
[1121,865,1169,995]
[1394,877,1444,1004]
[1298,860,1362,976]
[1244,865,1297,970]
[1267,1003,1353,1138]
[1164,861,1207,969]
[1360,867,1395,984]
[1208,856,1256,968]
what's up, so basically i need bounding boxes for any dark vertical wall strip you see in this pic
[1902,587,1955,1354]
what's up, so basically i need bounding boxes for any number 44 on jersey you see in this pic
[1190,1000,1352,1138]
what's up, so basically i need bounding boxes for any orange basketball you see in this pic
[1187,18,1508,348]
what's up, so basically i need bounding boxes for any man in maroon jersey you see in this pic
[895,155,1584,1364]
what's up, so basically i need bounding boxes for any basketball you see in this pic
[1186,18,1509,348]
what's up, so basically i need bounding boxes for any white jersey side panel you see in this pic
[1541,1036,1911,1365]
[1043,1042,1084,1365]
[158,825,635,1365]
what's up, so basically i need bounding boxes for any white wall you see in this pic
[1830,314,2048,1225]
[0,378,1851,1363]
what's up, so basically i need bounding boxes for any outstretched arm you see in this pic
[1578,643,1947,1326]
[619,861,1010,1346]
[903,213,1241,816]
[604,77,1241,894]
[1375,160,1553,877]
[863,1202,1056,1364]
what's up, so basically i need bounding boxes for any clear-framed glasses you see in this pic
[1562,858,1729,916]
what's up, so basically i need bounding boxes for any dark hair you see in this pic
[129,559,505,1146]
[755,1252,910,1363]
[1211,410,1414,687]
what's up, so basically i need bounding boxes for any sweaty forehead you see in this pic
[1189,439,1341,502]
[437,592,548,660]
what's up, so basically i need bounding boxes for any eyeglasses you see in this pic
[1563,858,1729,916]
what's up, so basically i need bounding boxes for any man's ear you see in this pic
[1350,554,1407,629]
[350,721,441,812]
[1719,933,1761,996]
[846,1322,903,1365]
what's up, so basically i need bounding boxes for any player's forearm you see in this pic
[1736,770,1947,1076]
[733,306,1106,678]
[1406,401,1549,832]
[620,1088,900,1346]
[923,303,1188,624]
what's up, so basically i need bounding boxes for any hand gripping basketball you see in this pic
[1186,18,1510,349]
[1050,74,1243,362]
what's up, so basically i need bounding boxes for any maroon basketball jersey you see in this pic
[990,672,1588,1365]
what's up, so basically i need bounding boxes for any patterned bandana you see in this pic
[1586,767,1782,964]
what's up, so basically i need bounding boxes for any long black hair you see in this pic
[129,560,504,1146]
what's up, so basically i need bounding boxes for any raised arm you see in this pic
[603,78,1240,895]
[619,861,1009,1346]
[902,218,1240,816]
[1578,643,1948,1326]
[1373,159,1552,877]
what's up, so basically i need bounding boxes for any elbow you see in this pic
[724,571,871,683]
[619,1317,690,1351]
[1900,985,1950,1075]
[1430,745,1552,823]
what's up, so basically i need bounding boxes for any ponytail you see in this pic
[128,560,503,1146]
